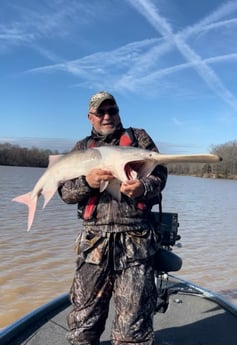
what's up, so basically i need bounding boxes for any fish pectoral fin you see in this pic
[42,189,57,209]
[105,180,121,201]
[12,192,37,232]
[99,179,121,201]
[99,180,109,192]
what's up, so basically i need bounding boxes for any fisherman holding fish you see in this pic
[58,91,168,345]
[12,91,221,344]
[11,88,222,344]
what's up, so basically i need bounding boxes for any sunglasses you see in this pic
[90,106,119,118]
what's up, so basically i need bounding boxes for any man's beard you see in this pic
[98,126,117,135]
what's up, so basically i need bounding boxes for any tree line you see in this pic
[0,141,237,179]
[0,143,58,167]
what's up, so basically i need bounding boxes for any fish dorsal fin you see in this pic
[48,154,64,167]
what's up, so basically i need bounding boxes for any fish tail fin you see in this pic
[12,192,37,231]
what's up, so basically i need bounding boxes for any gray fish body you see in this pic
[12,146,222,231]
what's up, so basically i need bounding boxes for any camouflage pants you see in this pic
[66,258,157,345]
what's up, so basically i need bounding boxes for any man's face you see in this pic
[88,100,121,135]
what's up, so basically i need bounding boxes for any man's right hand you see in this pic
[86,169,114,189]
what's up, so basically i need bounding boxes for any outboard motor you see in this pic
[151,212,182,313]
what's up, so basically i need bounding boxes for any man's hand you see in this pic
[120,180,145,199]
[86,169,114,189]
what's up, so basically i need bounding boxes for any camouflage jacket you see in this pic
[59,127,167,269]
[59,127,167,232]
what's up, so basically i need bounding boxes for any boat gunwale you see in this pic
[0,293,70,345]
[168,274,237,317]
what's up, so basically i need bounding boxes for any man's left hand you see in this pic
[120,180,145,199]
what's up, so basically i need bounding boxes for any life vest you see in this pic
[79,128,146,220]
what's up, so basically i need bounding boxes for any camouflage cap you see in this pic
[89,91,117,111]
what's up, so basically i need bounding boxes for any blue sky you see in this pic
[1,0,237,153]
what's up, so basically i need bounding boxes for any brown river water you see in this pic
[0,165,237,329]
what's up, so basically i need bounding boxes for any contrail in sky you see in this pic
[121,1,237,82]
[127,0,237,111]
[9,0,237,111]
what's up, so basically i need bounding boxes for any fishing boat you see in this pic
[1,213,237,345]
[1,275,237,345]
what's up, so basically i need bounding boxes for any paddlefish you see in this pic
[12,146,222,231]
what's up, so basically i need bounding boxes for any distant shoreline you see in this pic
[1,164,236,180]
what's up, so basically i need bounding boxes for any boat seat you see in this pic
[154,248,182,272]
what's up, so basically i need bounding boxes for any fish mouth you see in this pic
[124,160,146,180]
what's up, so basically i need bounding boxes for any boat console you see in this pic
[151,212,183,312]
[151,212,182,273]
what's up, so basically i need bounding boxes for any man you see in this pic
[59,91,167,345]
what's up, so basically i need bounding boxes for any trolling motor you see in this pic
[151,212,182,313]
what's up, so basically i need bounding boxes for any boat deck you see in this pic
[1,276,237,345]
